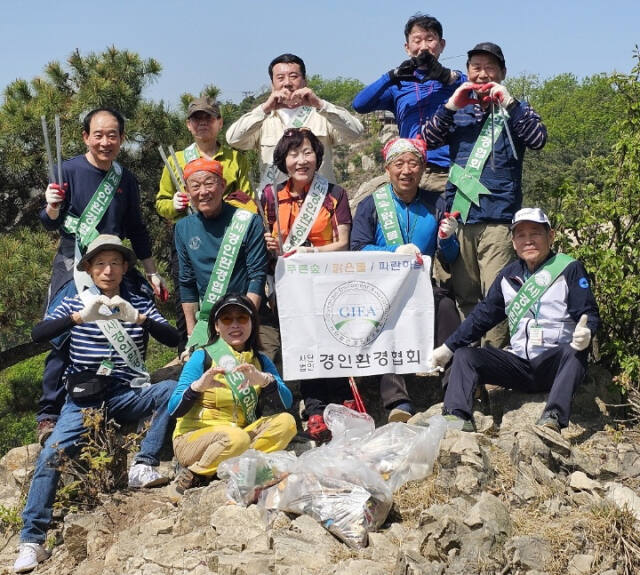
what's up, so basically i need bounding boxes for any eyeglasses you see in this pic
[283,127,312,138]
[217,313,251,326]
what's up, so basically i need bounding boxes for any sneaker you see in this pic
[14,542,50,573]
[388,402,414,423]
[536,410,561,433]
[443,414,476,432]
[128,463,169,488]
[167,467,196,499]
[307,414,332,444]
[37,419,56,446]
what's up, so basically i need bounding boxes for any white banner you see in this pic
[276,252,434,380]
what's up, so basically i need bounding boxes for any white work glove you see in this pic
[45,183,67,208]
[173,191,189,212]
[395,243,421,256]
[431,344,454,370]
[78,294,113,323]
[438,214,459,239]
[489,84,515,109]
[109,296,140,324]
[570,314,591,351]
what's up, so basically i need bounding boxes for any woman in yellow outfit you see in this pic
[168,293,296,494]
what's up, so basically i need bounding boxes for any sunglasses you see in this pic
[217,313,251,326]
[283,127,312,138]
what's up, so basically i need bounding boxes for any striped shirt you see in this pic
[47,289,167,384]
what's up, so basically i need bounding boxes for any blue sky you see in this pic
[1,0,638,108]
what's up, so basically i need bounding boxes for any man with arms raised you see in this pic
[423,43,547,347]
[351,137,460,421]
[38,108,168,444]
[430,209,599,432]
[14,235,179,573]
[353,13,463,193]
[226,53,363,185]
[155,96,254,352]
[174,158,272,356]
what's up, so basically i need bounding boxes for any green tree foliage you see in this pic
[551,51,640,394]
[507,72,625,213]
[307,75,364,110]
[0,47,180,232]
[0,229,57,349]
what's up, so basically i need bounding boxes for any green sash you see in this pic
[186,209,254,349]
[183,143,200,163]
[63,162,123,250]
[372,184,404,247]
[281,174,329,252]
[449,112,506,223]
[204,338,258,424]
[506,253,575,336]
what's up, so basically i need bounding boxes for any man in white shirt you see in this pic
[226,53,364,185]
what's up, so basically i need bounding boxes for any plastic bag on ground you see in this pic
[356,415,451,492]
[260,448,392,548]
[323,403,374,447]
[217,449,297,505]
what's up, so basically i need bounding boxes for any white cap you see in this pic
[511,208,551,230]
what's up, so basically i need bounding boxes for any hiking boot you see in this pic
[14,542,50,573]
[536,410,561,433]
[128,463,169,488]
[388,402,414,423]
[167,466,196,499]
[37,419,56,446]
[443,414,476,432]
[307,414,332,444]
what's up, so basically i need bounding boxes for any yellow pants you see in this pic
[172,413,297,476]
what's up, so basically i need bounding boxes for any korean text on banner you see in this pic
[275,252,434,380]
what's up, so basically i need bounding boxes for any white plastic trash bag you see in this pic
[261,448,392,548]
[217,449,297,505]
[323,403,374,446]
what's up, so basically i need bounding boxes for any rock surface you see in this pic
[0,366,638,575]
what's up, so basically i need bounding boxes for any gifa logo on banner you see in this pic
[323,281,390,346]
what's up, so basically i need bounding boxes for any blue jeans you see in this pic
[20,379,177,544]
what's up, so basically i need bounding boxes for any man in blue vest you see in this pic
[430,208,599,432]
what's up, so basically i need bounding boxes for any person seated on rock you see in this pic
[167,293,296,496]
[429,208,600,433]
[14,235,179,574]
[350,137,461,422]
[261,128,353,443]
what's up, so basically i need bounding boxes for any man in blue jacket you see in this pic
[353,13,464,193]
[430,208,599,433]
[423,43,547,347]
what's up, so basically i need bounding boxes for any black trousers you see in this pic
[301,378,352,418]
[443,343,588,427]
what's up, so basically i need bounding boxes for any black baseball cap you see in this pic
[467,42,506,68]
[214,294,255,320]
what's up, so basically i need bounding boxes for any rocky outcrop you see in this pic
[1,367,638,574]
